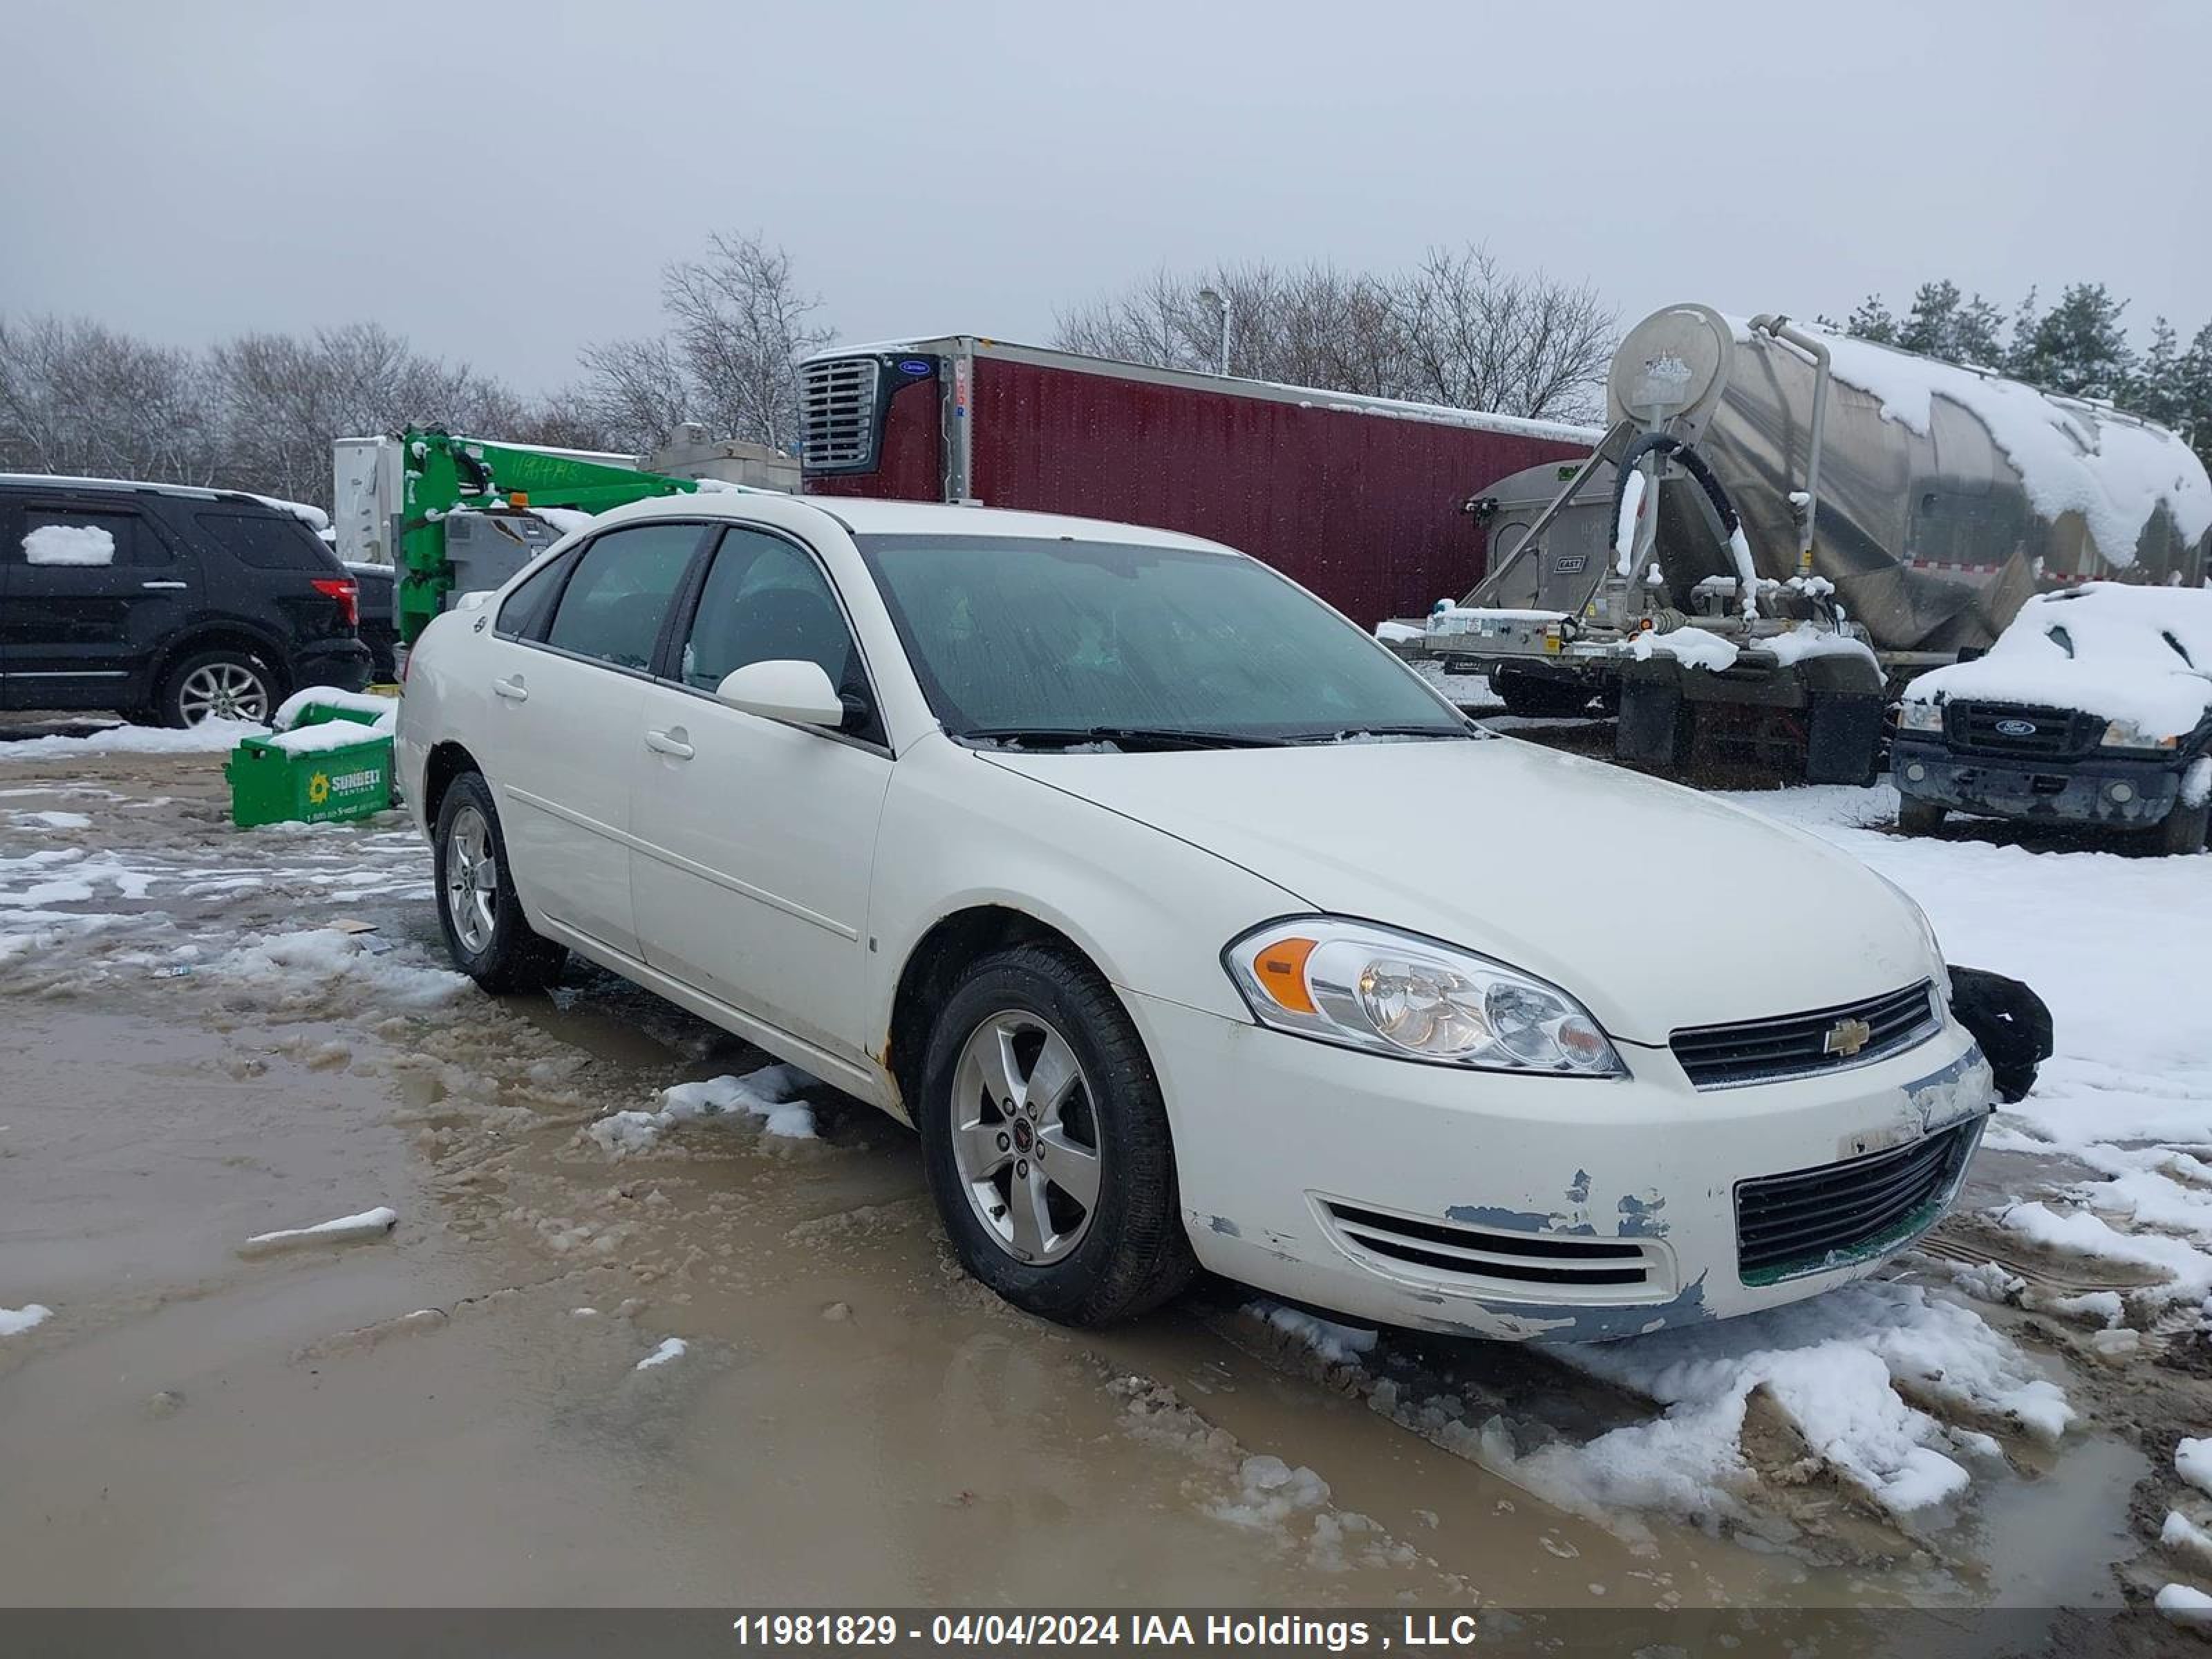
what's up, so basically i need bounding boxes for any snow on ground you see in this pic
[242,1206,398,1251]
[0,719,264,761]
[585,1062,820,1156]
[634,1336,688,1371]
[0,1304,53,1336]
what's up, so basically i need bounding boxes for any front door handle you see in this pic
[492,675,529,702]
[140,581,187,590]
[644,727,695,760]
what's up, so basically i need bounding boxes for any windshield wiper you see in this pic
[1284,723,1480,744]
[958,725,1293,751]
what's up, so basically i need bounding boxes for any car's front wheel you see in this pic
[2155,798,2210,856]
[918,944,1195,1327]
[1897,797,1947,836]
[432,772,566,993]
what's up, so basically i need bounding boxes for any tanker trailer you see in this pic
[1412,303,2212,782]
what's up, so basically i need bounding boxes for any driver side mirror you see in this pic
[714,659,845,728]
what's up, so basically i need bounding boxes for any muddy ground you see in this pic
[0,728,2203,1645]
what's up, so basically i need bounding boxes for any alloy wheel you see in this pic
[950,1010,1105,1264]
[443,805,498,954]
[177,660,269,724]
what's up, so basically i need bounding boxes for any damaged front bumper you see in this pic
[1893,739,2184,827]
[1129,988,1993,1343]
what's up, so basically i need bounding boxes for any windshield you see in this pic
[854,534,1472,744]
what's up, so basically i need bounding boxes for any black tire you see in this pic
[1897,797,1947,836]
[158,647,276,729]
[917,944,1196,1327]
[2154,800,2210,856]
[1492,669,1595,719]
[431,771,566,993]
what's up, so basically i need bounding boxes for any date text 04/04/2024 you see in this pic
[727,1613,1491,1650]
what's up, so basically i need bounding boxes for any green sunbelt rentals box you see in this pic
[224,729,394,827]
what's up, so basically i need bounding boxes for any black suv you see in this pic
[1,476,371,726]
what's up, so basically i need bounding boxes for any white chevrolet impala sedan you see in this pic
[397,494,1993,1338]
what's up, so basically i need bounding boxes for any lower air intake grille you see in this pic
[1322,1201,1655,1290]
[1671,981,1940,1089]
[800,355,881,471]
[1734,1119,1979,1284]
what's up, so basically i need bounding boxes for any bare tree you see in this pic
[1053,246,1615,422]
[0,315,221,482]
[580,232,832,454]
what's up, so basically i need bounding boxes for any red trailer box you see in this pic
[800,338,1597,627]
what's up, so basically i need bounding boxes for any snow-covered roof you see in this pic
[0,472,328,527]
[1906,582,2212,738]
[1730,323,2212,565]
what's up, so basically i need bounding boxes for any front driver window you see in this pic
[542,523,702,671]
[678,528,880,742]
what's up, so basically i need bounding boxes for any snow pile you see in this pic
[247,494,331,532]
[10,810,91,830]
[214,927,469,1010]
[1783,324,2212,563]
[23,523,115,566]
[2164,1511,2212,1565]
[0,1304,53,1336]
[1904,583,2212,740]
[1471,1283,2067,1528]
[2157,1583,2212,1633]
[2181,1439,2212,1497]
[1207,1454,1333,1530]
[242,1206,397,1252]
[1373,620,1423,644]
[263,720,391,756]
[531,507,597,535]
[1630,625,1738,672]
[0,719,263,761]
[585,1062,818,1156]
[634,1337,688,1371]
[1612,469,1647,573]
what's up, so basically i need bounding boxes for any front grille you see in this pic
[1944,701,2099,760]
[799,356,881,471]
[1735,1118,1980,1283]
[1322,1201,1656,1291]
[1671,982,1939,1090]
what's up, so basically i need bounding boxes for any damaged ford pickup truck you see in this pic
[400,493,1998,1341]
[1894,583,2212,855]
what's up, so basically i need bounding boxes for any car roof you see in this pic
[677,491,1238,556]
[0,473,324,524]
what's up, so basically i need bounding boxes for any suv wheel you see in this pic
[432,772,567,992]
[918,944,1196,1327]
[1897,798,1947,836]
[160,648,274,728]
[2155,799,2210,856]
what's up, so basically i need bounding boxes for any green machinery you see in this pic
[396,428,702,645]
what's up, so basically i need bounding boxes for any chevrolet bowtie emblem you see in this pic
[1824,1016,1874,1058]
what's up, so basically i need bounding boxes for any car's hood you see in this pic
[982,735,1936,1047]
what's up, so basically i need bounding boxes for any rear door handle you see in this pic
[140,581,187,590]
[644,728,695,760]
[492,675,529,702]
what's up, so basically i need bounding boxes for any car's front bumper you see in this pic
[1127,989,1991,1342]
[1892,738,2182,827]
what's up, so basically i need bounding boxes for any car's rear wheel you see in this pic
[2155,799,2210,856]
[432,772,566,992]
[1897,797,1947,836]
[918,944,1195,1327]
[160,648,274,728]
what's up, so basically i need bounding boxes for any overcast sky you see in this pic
[6,0,2207,394]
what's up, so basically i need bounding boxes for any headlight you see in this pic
[1897,700,1944,734]
[1224,918,1625,1076]
[2099,719,2179,751]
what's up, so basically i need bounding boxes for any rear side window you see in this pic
[543,523,704,671]
[194,510,331,572]
[496,551,573,639]
[18,505,170,568]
